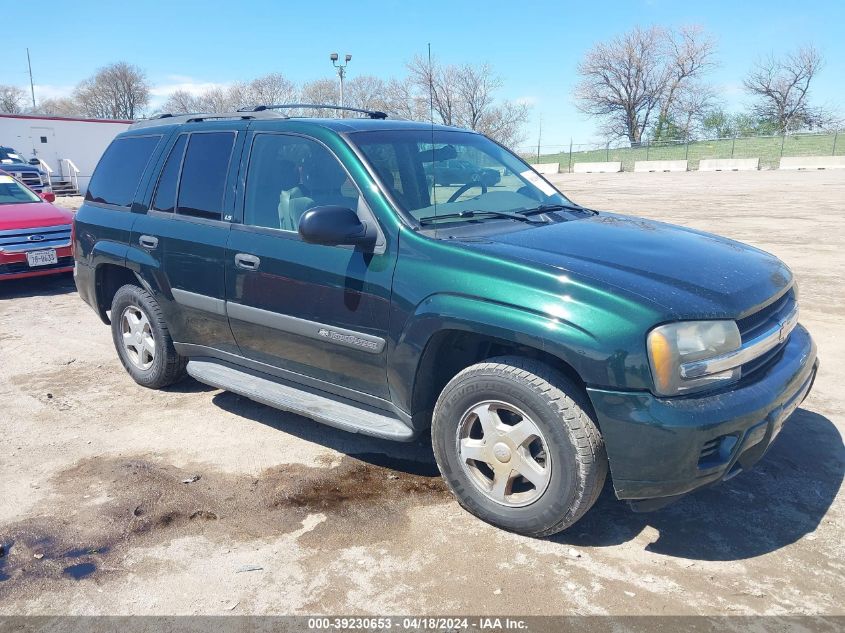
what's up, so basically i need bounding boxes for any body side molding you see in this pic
[172,288,227,316]
[226,301,386,354]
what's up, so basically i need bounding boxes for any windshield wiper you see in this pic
[418,209,547,226]
[518,203,596,216]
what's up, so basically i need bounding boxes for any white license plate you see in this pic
[26,249,58,267]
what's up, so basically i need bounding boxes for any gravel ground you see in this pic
[1,171,843,616]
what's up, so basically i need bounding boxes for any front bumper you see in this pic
[587,324,817,507]
[0,246,74,281]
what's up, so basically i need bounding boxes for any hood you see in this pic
[0,202,73,231]
[0,163,43,174]
[469,213,791,320]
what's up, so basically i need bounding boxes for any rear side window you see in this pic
[151,134,187,213]
[85,135,160,207]
[176,132,235,221]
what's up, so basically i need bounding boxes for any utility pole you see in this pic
[26,48,36,110]
[330,52,351,115]
[536,117,542,164]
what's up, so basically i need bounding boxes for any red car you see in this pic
[0,170,73,281]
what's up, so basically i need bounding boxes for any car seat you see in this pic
[277,160,313,231]
[304,152,358,211]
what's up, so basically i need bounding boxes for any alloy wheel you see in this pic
[456,400,552,507]
[120,305,156,371]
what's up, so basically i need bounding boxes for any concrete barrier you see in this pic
[779,156,845,170]
[572,161,622,173]
[634,160,688,173]
[530,162,559,175]
[698,158,759,171]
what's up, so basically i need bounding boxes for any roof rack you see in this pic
[238,103,388,119]
[131,109,287,129]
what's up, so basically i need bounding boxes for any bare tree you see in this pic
[407,55,460,125]
[300,79,339,116]
[159,72,298,115]
[575,25,716,144]
[0,85,28,114]
[653,25,717,139]
[670,81,717,138]
[36,97,85,117]
[744,45,830,133]
[407,56,530,146]
[245,73,297,107]
[382,77,427,120]
[345,75,390,112]
[474,101,531,148]
[160,89,200,114]
[196,86,240,113]
[74,62,150,119]
[453,63,501,130]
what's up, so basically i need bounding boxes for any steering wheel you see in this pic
[448,181,487,203]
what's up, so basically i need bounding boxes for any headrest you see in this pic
[306,153,348,191]
[277,159,300,190]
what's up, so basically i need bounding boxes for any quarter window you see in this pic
[243,134,359,231]
[85,135,161,207]
[176,132,235,221]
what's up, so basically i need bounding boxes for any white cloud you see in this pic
[147,76,232,109]
[29,84,76,101]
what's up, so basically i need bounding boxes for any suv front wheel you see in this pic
[110,284,186,389]
[432,356,607,537]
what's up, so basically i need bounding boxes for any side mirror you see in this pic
[40,192,56,203]
[29,158,41,166]
[298,205,375,249]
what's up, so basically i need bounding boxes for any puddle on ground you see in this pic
[0,452,449,598]
[62,562,96,580]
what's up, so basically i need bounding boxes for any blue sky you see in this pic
[4,0,844,147]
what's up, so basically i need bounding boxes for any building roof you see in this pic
[0,113,134,124]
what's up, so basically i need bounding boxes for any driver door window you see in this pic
[243,134,359,232]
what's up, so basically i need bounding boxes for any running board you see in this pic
[186,359,414,441]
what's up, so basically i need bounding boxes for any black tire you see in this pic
[431,356,607,537]
[110,284,187,389]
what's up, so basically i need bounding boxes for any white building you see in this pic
[0,114,132,195]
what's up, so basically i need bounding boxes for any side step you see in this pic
[186,359,414,441]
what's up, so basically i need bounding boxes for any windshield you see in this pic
[0,148,26,165]
[0,174,41,205]
[350,130,571,226]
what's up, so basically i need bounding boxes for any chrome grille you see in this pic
[737,288,797,379]
[0,224,72,253]
[737,288,796,342]
[14,170,43,188]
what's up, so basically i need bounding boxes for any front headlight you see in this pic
[647,320,741,396]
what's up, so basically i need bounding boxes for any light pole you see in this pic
[330,52,351,112]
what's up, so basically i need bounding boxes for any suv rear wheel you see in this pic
[431,356,607,537]
[110,284,186,389]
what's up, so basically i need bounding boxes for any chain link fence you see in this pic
[517,131,843,172]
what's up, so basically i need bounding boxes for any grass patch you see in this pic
[530,133,843,171]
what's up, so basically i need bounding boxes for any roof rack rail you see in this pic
[130,109,287,129]
[238,103,388,120]
[184,112,261,123]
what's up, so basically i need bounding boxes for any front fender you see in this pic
[388,293,598,414]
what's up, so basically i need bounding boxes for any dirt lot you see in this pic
[0,171,842,616]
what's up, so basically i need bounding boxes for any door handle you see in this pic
[139,235,158,250]
[234,253,261,270]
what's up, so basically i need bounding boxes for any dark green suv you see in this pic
[73,104,818,536]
